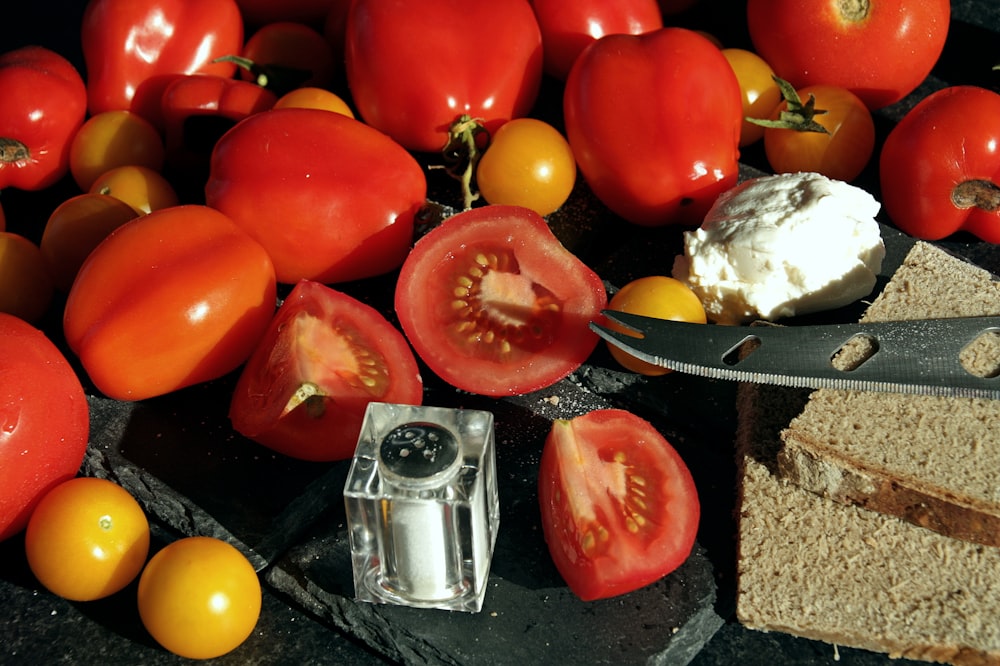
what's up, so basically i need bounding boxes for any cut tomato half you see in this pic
[229,280,423,461]
[538,409,700,601]
[394,205,606,396]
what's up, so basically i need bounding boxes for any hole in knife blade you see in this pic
[830,333,879,372]
[960,328,1000,378]
[722,335,761,366]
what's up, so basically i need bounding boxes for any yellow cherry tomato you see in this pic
[476,118,576,217]
[606,276,707,376]
[0,231,53,323]
[138,536,262,660]
[40,193,139,291]
[89,165,180,214]
[25,477,150,601]
[69,110,165,191]
[273,86,355,118]
[722,48,782,147]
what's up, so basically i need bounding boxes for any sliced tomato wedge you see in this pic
[229,280,423,462]
[538,409,700,601]
[394,205,607,396]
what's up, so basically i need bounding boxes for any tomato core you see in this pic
[0,137,28,163]
[837,0,870,23]
[952,180,1000,212]
[451,248,561,359]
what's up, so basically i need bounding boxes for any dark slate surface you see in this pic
[2,1,1000,665]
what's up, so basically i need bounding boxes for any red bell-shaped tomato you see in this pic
[205,108,426,284]
[344,0,543,153]
[563,28,742,227]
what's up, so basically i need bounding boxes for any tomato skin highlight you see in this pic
[747,0,950,111]
[25,477,150,601]
[81,0,244,121]
[63,204,277,401]
[0,46,87,191]
[538,409,700,601]
[345,0,543,152]
[880,86,1000,243]
[205,108,426,284]
[230,280,423,462]
[0,314,90,542]
[564,28,743,227]
[394,205,606,397]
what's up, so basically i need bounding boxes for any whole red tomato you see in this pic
[394,205,606,397]
[530,0,663,81]
[0,46,87,191]
[205,108,426,284]
[563,28,742,227]
[63,205,277,401]
[230,280,423,462]
[747,0,950,111]
[0,314,90,542]
[344,0,543,152]
[81,0,244,123]
[538,409,699,601]
[880,86,1000,243]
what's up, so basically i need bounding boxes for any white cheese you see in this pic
[672,172,884,325]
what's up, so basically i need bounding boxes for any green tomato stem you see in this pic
[746,75,830,134]
[433,114,490,210]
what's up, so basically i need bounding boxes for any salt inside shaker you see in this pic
[344,402,499,612]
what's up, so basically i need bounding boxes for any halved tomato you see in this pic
[538,409,700,601]
[394,205,606,397]
[229,279,423,462]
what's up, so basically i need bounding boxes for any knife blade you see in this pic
[590,311,1000,399]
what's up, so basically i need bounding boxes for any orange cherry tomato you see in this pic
[0,231,54,323]
[722,48,782,147]
[273,87,354,117]
[40,193,140,291]
[763,83,875,182]
[476,118,577,217]
[69,110,165,191]
[605,276,706,376]
[89,164,180,214]
[138,536,261,659]
[25,477,150,601]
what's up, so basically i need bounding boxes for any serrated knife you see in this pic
[590,311,1000,399]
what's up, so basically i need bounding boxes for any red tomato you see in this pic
[538,409,699,601]
[234,21,336,95]
[345,0,543,152]
[25,477,150,601]
[0,46,87,191]
[63,205,277,401]
[0,314,90,542]
[880,86,1000,243]
[762,83,875,183]
[747,0,950,111]
[394,205,606,397]
[530,0,663,81]
[81,0,244,122]
[230,280,423,461]
[205,108,426,284]
[564,28,743,227]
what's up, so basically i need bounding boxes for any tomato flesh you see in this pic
[230,280,423,461]
[395,205,606,397]
[538,409,699,601]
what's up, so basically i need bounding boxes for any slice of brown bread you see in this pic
[735,242,1000,664]
[778,241,1000,546]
